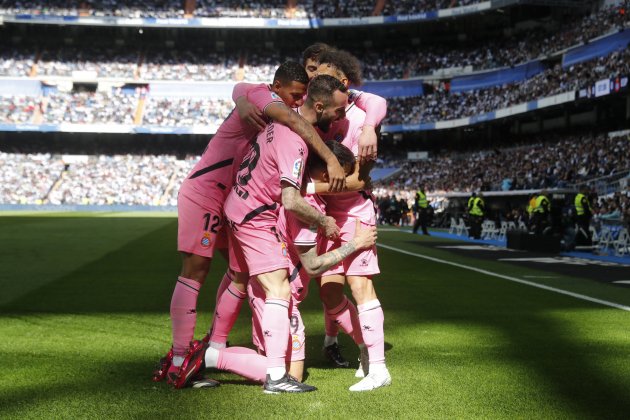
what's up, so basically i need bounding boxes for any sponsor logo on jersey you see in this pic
[292,158,303,178]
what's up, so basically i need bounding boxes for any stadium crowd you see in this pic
[1,5,627,80]
[385,48,630,125]
[42,91,139,125]
[0,0,485,18]
[1,45,627,127]
[2,131,628,210]
[0,95,37,124]
[374,132,630,194]
[142,97,233,127]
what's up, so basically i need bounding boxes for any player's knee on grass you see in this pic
[319,281,345,309]
[180,252,211,283]
[348,276,377,304]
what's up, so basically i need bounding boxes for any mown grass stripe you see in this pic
[378,243,630,312]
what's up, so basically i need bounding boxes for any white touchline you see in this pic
[377,243,630,312]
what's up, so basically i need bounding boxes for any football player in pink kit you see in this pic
[313,49,392,391]
[155,61,348,388]
[193,141,376,386]
[177,75,350,393]
[206,43,387,361]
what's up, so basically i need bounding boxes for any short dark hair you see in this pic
[308,140,356,175]
[317,49,363,86]
[306,74,348,106]
[273,61,309,86]
[301,42,333,66]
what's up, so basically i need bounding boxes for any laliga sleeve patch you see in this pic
[292,158,303,179]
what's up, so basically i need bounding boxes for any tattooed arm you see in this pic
[282,184,339,239]
[297,219,377,277]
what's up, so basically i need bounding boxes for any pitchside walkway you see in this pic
[406,228,630,266]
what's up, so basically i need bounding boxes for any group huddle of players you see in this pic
[152,43,392,393]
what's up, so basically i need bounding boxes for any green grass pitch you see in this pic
[1,213,630,419]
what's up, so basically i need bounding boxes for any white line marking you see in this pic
[523,275,559,279]
[377,243,630,312]
[613,281,630,285]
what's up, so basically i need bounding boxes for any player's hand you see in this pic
[358,125,377,163]
[236,97,266,132]
[326,159,346,192]
[321,216,340,240]
[352,218,377,250]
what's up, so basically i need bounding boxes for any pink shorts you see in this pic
[320,219,379,277]
[248,279,305,362]
[177,181,227,258]
[227,220,289,276]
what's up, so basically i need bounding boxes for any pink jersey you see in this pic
[278,193,327,304]
[185,84,282,199]
[224,122,308,228]
[319,103,376,224]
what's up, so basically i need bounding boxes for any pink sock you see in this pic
[214,270,233,308]
[170,276,200,357]
[262,298,290,369]
[210,280,246,344]
[327,296,364,346]
[357,299,385,365]
[324,303,340,337]
[217,347,267,383]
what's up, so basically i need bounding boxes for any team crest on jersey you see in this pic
[292,334,303,351]
[334,132,344,142]
[200,232,212,248]
[292,158,303,178]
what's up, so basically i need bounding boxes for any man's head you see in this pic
[301,43,333,80]
[272,61,310,108]
[315,49,363,87]
[307,140,355,182]
[305,74,349,131]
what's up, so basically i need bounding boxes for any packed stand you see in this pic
[142,97,233,127]
[0,0,185,18]
[140,49,239,81]
[46,155,180,206]
[0,49,34,77]
[385,48,630,124]
[0,95,37,124]
[163,156,200,206]
[42,91,139,125]
[195,0,306,18]
[0,153,65,204]
[594,191,630,226]
[37,47,138,78]
[374,133,630,195]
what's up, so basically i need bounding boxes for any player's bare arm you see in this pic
[353,92,386,162]
[267,103,346,192]
[297,219,376,277]
[281,183,339,239]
